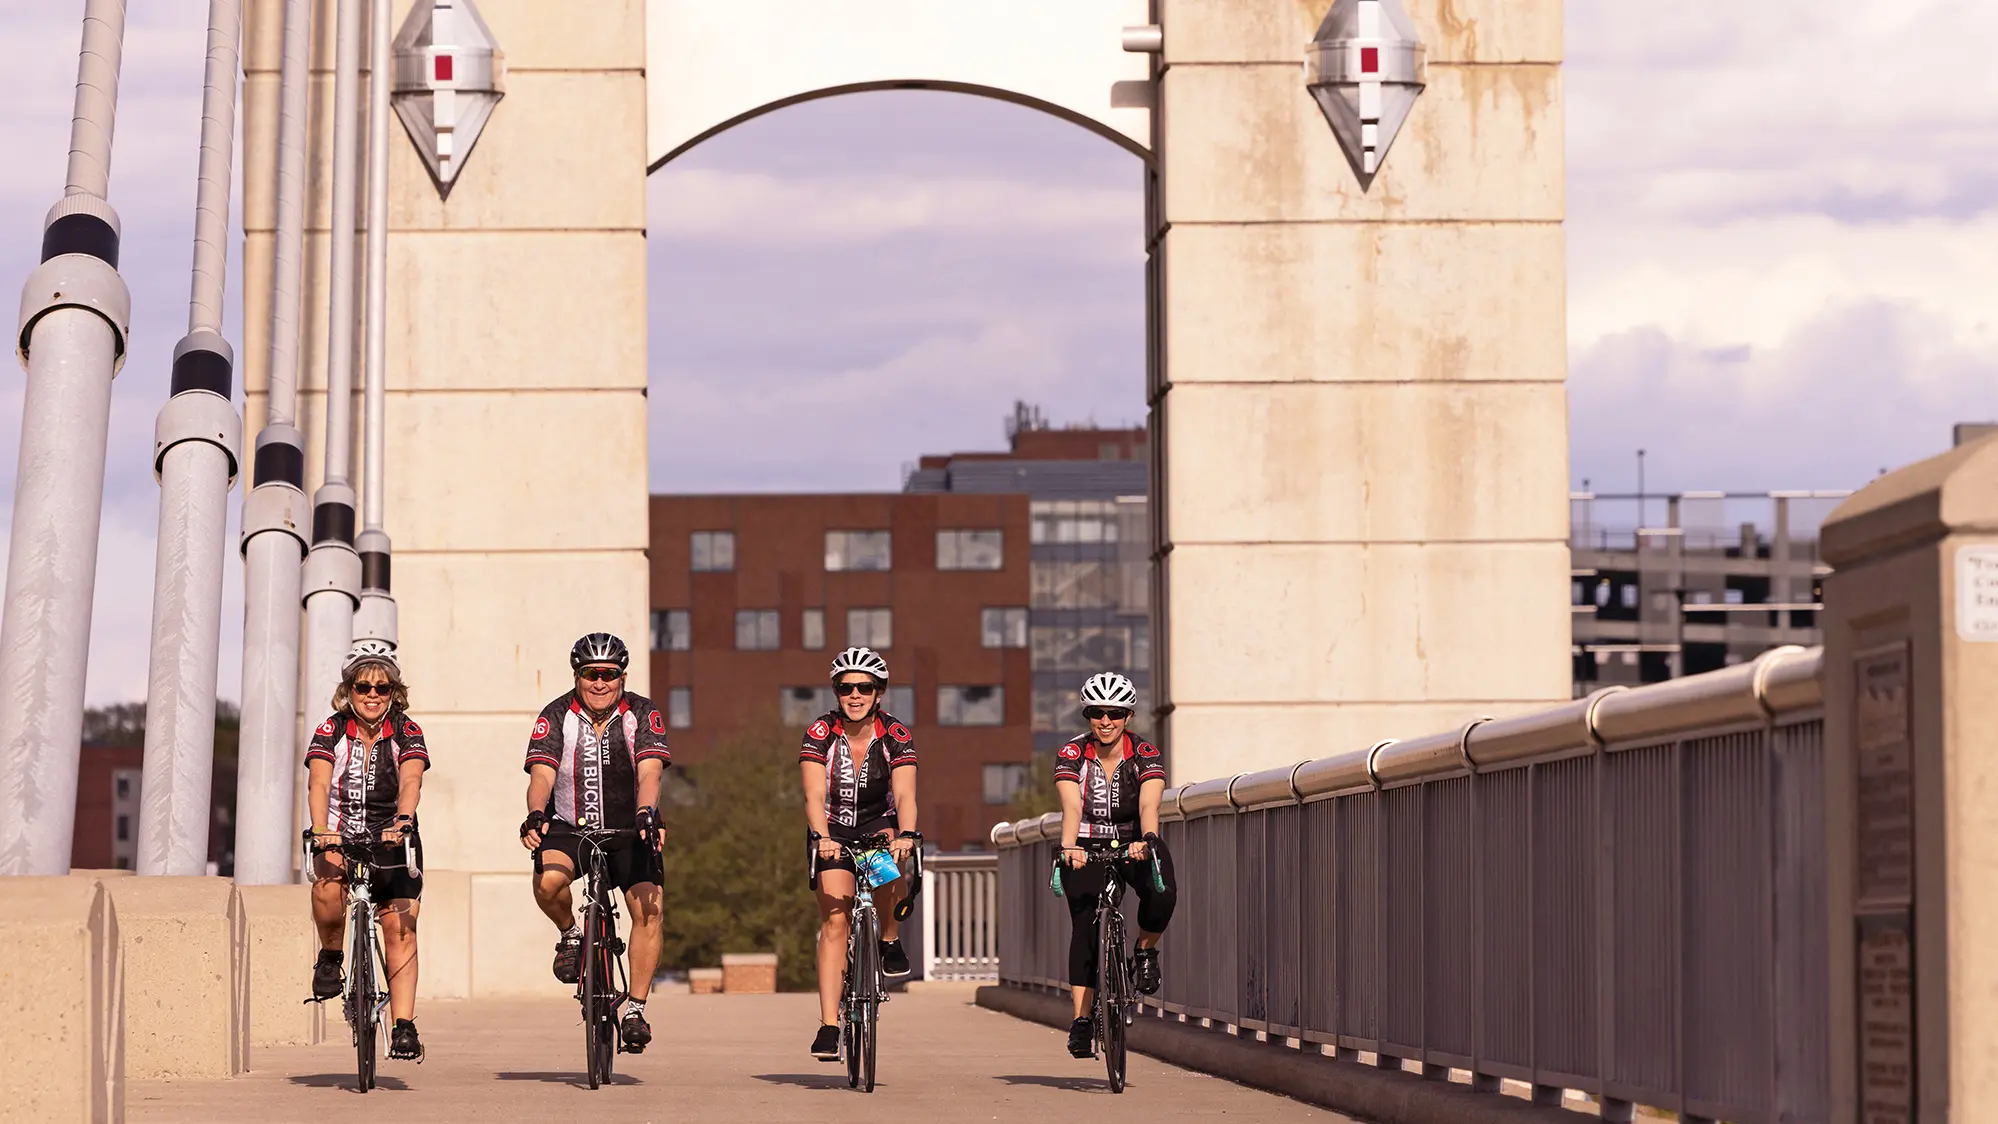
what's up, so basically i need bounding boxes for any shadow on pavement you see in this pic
[993,1073,1121,1093]
[752,1073,862,1090]
[287,1074,411,1092]
[495,1071,640,1087]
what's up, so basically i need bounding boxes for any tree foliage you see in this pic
[1007,750,1062,825]
[658,719,820,991]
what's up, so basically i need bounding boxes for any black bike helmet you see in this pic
[570,632,630,672]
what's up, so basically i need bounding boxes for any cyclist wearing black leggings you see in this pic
[1054,671,1177,1059]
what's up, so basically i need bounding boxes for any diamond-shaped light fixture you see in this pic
[1305,0,1426,191]
[391,0,505,197]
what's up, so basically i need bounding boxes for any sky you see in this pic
[1,1,1995,704]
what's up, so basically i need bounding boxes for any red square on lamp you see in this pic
[434,54,453,81]
[1360,46,1379,73]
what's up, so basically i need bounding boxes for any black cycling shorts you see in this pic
[535,828,663,893]
[313,838,423,903]
[807,815,899,890]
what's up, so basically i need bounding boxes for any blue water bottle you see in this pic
[857,848,901,887]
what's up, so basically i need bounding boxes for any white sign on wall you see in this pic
[1956,545,1998,641]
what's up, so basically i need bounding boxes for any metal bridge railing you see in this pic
[921,852,999,982]
[992,646,1829,1124]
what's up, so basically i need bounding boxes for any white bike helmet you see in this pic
[829,646,890,683]
[1079,671,1137,709]
[342,638,401,680]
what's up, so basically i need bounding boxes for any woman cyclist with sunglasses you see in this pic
[1054,671,1177,1059]
[799,646,919,1059]
[305,639,431,1062]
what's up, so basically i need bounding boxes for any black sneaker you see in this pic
[880,939,911,978]
[552,930,582,985]
[1133,946,1161,995]
[311,949,344,1000]
[1067,1016,1094,1059]
[620,1008,652,1053]
[388,1018,424,1061]
[811,1023,842,1060]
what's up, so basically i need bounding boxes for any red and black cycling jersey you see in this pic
[1055,732,1164,842]
[305,708,430,838]
[523,691,671,830]
[799,711,917,830]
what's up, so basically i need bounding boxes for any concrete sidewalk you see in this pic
[130,984,1354,1122]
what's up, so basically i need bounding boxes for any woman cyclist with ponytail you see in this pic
[799,646,920,1059]
[1054,671,1177,1059]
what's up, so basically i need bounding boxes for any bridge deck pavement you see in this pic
[130,984,1354,1123]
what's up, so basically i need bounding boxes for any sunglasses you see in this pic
[352,682,395,698]
[578,668,625,683]
[834,680,884,697]
[1084,707,1130,722]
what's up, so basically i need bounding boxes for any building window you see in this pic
[1620,584,1638,609]
[691,530,735,572]
[825,530,892,572]
[938,685,1005,727]
[981,607,1028,649]
[651,608,690,652]
[735,610,780,650]
[667,687,692,729]
[982,763,1029,805]
[887,685,915,723]
[847,607,893,649]
[781,686,833,727]
[937,529,1003,571]
[802,609,826,650]
[114,775,132,800]
[115,815,130,842]
[1725,588,1745,605]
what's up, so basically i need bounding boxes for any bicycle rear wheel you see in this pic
[350,900,377,1092]
[581,897,613,1089]
[855,907,880,1093]
[1099,905,1127,1093]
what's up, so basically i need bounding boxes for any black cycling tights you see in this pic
[1063,843,1177,988]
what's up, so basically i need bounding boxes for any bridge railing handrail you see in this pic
[989,644,1830,1122]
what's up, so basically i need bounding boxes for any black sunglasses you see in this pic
[352,682,396,698]
[1084,707,1130,721]
[578,667,625,683]
[834,680,883,697]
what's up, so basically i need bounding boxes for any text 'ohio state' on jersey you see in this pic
[522,691,671,829]
[799,711,916,829]
[1055,732,1163,839]
[305,708,430,835]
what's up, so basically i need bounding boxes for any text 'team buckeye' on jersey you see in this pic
[1055,732,1164,842]
[305,708,431,837]
[799,711,917,829]
[523,691,672,829]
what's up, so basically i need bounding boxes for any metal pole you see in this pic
[234,0,314,886]
[136,0,245,877]
[354,0,397,646]
[300,0,366,761]
[0,0,133,876]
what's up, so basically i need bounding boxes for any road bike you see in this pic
[816,833,923,1093]
[1054,843,1154,1094]
[561,821,641,1090]
[303,829,417,1093]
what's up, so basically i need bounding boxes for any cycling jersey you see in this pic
[1054,732,1164,842]
[305,708,430,837]
[799,711,916,829]
[523,691,671,829]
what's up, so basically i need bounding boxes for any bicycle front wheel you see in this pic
[857,910,880,1093]
[350,900,378,1092]
[1099,907,1127,1093]
[581,898,613,1089]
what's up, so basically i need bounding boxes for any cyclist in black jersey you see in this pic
[1055,671,1178,1059]
[800,646,919,1059]
[305,639,430,1062]
[518,633,672,1054]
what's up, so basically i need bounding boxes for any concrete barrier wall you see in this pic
[0,876,123,1124]
[234,885,323,1048]
[102,877,247,1078]
[417,869,472,1000]
[470,872,571,998]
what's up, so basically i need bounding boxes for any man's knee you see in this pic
[534,868,572,900]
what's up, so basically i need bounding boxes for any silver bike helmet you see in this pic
[1079,671,1138,709]
[342,638,401,680]
[829,646,890,683]
[570,632,630,672]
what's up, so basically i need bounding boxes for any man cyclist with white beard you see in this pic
[518,633,671,1054]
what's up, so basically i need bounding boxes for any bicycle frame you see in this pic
[304,832,413,1093]
[814,833,923,1093]
[563,823,635,1089]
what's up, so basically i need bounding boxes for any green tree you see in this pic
[1007,750,1062,825]
[658,719,820,991]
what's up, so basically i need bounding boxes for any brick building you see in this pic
[648,492,1035,850]
[70,743,144,870]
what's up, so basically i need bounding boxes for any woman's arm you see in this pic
[889,766,918,858]
[307,759,333,834]
[1130,776,1166,859]
[800,762,832,839]
[1057,779,1085,867]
